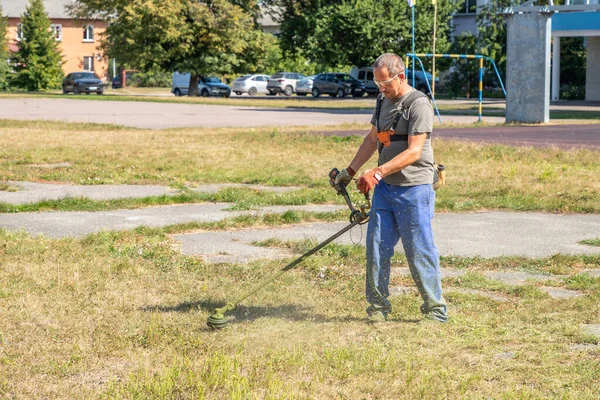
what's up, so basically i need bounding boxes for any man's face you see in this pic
[373,67,404,98]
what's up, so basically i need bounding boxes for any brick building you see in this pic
[2,0,109,80]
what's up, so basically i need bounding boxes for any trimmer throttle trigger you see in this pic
[328,168,340,190]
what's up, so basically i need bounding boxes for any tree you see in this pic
[70,0,272,95]
[273,0,457,69]
[0,4,11,90]
[12,0,63,91]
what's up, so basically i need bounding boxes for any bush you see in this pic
[127,70,171,88]
[560,84,585,101]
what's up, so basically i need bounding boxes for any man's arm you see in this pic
[377,132,427,178]
[347,125,379,172]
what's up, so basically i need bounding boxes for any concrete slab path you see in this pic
[0,203,344,238]
[0,182,300,205]
[174,212,600,262]
[1,204,598,259]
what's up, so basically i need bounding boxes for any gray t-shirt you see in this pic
[370,89,435,186]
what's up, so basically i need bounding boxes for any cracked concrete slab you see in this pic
[582,324,600,338]
[569,343,599,351]
[482,271,565,285]
[389,286,417,296]
[0,203,344,238]
[448,288,510,302]
[0,181,301,205]
[1,208,599,261]
[189,184,300,195]
[579,269,600,278]
[174,212,600,263]
[539,287,583,299]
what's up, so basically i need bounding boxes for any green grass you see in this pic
[580,238,600,247]
[1,228,599,398]
[1,120,599,214]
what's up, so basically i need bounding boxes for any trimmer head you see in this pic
[206,303,234,330]
[206,312,229,329]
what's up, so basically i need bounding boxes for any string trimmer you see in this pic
[206,168,371,330]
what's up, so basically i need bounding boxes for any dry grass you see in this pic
[1,119,599,213]
[0,229,599,399]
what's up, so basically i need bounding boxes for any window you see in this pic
[16,23,23,41]
[457,0,477,14]
[83,56,94,71]
[50,24,62,41]
[83,25,94,42]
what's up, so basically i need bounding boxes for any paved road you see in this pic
[0,98,501,129]
[322,124,600,149]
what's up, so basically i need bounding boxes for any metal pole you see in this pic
[551,36,560,101]
[432,1,437,96]
[412,5,415,87]
[478,57,484,122]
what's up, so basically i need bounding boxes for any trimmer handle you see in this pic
[328,167,349,196]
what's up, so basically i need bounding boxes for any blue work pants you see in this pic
[365,181,448,322]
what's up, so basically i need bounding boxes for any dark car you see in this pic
[111,76,123,89]
[62,72,105,95]
[311,73,365,98]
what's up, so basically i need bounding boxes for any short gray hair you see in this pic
[373,53,405,76]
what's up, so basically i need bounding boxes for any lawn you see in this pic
[1,119,599,213]
[1,228,599,398]
[1,119,599,398]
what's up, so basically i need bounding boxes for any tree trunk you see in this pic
[188,74,200,96]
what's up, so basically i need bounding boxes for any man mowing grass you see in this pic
[335,53,448,323]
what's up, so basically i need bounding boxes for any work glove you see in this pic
[334,167,355,187]
[356,167,383,194]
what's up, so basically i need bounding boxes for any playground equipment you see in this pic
[407,53,507,123]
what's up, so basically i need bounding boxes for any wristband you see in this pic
[346,166,356,177]
[374,167,383,182]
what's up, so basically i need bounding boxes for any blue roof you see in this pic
[553,12,600,31]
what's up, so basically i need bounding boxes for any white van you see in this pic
[350,67,378,96]
[171,72,231,97]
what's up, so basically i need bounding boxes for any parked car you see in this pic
[351,66,440,96]
[266,72,305,96]
[111,76,123,89]
[350,67,378,96]
[171,72,231,97]
[295,75,316,96]
[62,72,105,95]
[311,73,365,98]
[231,74,270,95]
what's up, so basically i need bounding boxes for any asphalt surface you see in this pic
[0,97,501,129]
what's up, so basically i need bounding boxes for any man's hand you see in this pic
[356,167,383,194]
[334,168,355,187]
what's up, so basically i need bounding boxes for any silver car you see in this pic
[266,72,305,96]
[295,75,316,96]
[231,74,270,96]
